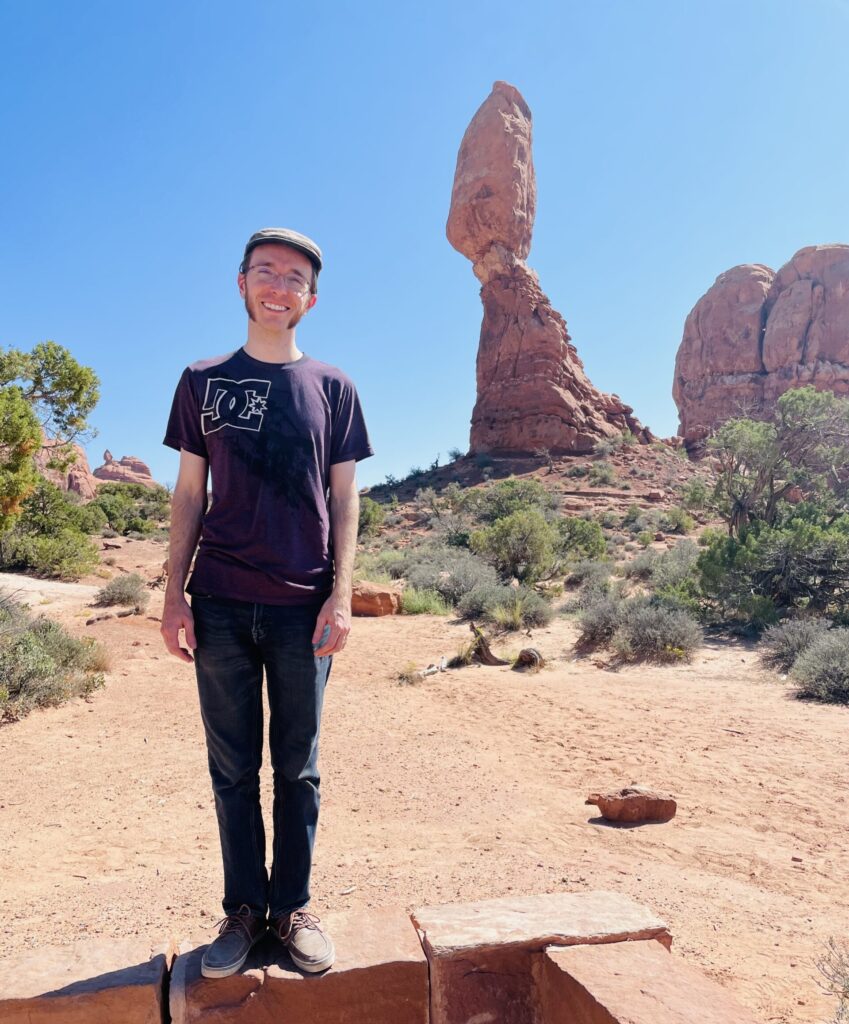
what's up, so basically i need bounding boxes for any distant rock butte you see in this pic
[448,81,650,454]
[34,439,99,501]
[93,450,159,489]
[674,244,849,449]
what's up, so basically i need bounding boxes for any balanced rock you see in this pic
[674,244,849,449]
[448,82,650,454]
[586,786,677,823]
[93,451,159,489]
[352,580,402,616]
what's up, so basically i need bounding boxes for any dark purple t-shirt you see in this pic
[163,348,373,605]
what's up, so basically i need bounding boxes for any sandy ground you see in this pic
[1,545,847,1022]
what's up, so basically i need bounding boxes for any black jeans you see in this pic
[192,595,331,918]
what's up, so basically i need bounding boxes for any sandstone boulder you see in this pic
[93,451,159,489]
[586,785,677,823]
[352,581,402,616]
[448,82,650,454]
[34,438,99,501]
[674,244,849,448]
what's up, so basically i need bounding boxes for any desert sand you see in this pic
[1,542,847,1023]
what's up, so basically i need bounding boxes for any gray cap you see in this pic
[242,227,323,274]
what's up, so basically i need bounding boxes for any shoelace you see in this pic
[280,909,321,940]
[215,904,259,941]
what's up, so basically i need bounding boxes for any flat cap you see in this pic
[242,228,323,273]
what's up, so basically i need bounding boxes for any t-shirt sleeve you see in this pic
[163,368,209,458]
[330,380,374,464]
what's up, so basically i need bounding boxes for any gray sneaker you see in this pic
[270,909,335,973]
[201,905,266,979]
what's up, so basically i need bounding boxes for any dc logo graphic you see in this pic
[201,378,272,435]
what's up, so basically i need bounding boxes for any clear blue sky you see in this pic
[2,0,848,489]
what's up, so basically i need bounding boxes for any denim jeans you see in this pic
[192,595,331,919]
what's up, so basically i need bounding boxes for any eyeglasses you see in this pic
[246,267,311,295]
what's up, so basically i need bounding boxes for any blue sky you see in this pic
[1,0,848,489]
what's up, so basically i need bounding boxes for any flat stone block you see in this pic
[171,907,428,1024]
[413,891,670,1024]
[0,939,171,1024]
[537,940,760,1024]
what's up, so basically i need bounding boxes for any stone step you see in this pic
[412,890,671,1024]
[535,939,761,1024]
[0,938,171,1024]
[170,907,428,1024]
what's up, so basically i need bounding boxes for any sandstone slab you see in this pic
[171,908,427,1024]
[586,786,677,823]
[0,939,170,1024]
[93,451,159,489]
[536,938,760,1023]
[351,580,402,616]
[413,891,670,1024]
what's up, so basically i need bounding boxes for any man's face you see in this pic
[238,243,317,331]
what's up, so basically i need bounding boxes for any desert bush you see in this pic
[790,629,849,703]
[0,595,106,720]
[488,589,553,630]
[636,531,653,548]
[358,496,386,537]
[680,478,711,511]
[816,938,849,1023]
[576,593,626,645]
[610,600,702,662]
[565,559,611,588]
[406,548,498,606]
[625,549,656,580]
[558,517,607,562]
[662,506,695,535]
[354,547,405,582]
[400,587,452,615]
[565,464,588,478]
[470,478,557,524]
[95,572,149,609]
[0,527,100,580]
[471,508,560,583]
[588,461,615,487]
[91,482,170,536]
[760,618,832,672]
[650,540,700,591]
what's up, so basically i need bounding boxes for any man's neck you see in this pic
[244,324,303,364]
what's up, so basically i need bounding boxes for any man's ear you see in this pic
[237,273,246,299]
[307,295,318,310]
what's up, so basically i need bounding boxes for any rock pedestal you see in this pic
[448,81,649,454]
[93,452,159,488]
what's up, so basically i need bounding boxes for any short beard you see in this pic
[244,284,307,330]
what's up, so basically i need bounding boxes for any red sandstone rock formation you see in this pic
[93,450,159,488]
[674,244,849,448]
[448,81,650,454]
[34,439,99,501]
[352,581,402,617]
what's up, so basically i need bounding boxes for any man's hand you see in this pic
[161,594,198,663]
[312,591,351,656]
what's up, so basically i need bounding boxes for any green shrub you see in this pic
[400,587,452,615]
[90,482,170,536]
[761,618,832,672]
[625,549,656,580]
[457,582,552,629]
[636,531,654,548]
[791,629,849,703]
[471,508,560,583]
[680,478,711,511]
[358,496,386,537]
[472,477,557,523]
[95,572,149,609]
[588,462,616,487]
[662,506,695,535]
[650,541,700,591]
[0,595,106,721]
[565,559,611,588]
[577,594,626,645]
[558,517,607,561]
[0,527,100,579]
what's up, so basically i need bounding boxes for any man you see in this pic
[161,228,372,979]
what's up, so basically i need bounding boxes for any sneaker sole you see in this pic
[200,932,264,979]
[286,939,336,974]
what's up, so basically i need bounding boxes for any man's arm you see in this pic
[161,449,209,663]
[313,460,359,656]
